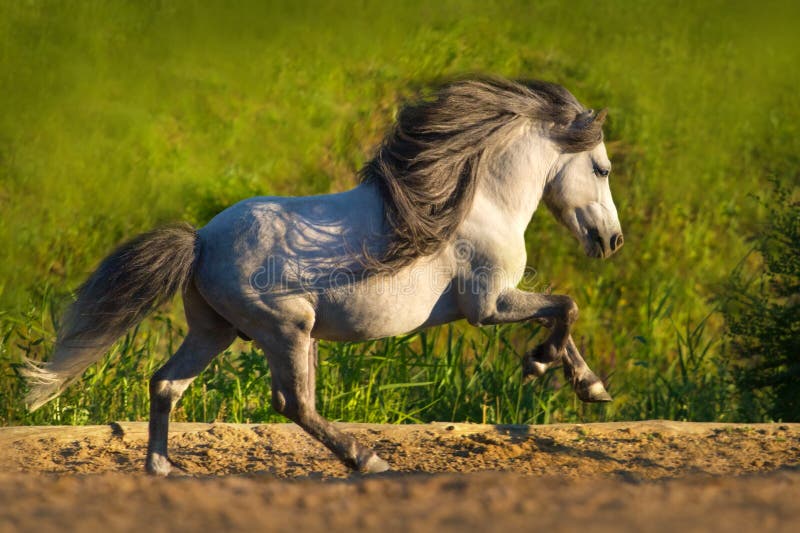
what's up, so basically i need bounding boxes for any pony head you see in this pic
[544,109,623,259]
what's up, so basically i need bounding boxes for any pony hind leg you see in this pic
[255,328,388,473]
[307,339,318,409]
[146,287,236,476]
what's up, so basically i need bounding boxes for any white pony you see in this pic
[24,78,623,475]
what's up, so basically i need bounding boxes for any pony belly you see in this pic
[311,286,460,342]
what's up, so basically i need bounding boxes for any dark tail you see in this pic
[22,223,198,410]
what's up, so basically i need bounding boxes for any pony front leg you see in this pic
[520,317,561,378]
[562,336,612,402]
[522,335,612,403]
[475,288,578,358]
[521,346,561,379]
[469,288,611,402]
[520,334,611,401]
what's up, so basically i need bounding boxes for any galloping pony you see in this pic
[24,78,623,474]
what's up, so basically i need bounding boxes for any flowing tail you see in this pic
[22,223,198,411]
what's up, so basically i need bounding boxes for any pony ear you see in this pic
[571,108,608,130]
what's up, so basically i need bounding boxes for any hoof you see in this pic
[145,453,172,476]
[576,379,613,403]
[531,342,560,364]
[360,454,390,474]
[522,344,560,379]
[523,358,550,379]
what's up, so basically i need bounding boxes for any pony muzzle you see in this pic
[587,227,623,258]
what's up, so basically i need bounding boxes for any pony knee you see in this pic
[561,296,579,325]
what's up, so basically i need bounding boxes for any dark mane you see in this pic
[359,77,603,271]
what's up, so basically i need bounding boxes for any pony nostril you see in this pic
[610,233,624,251]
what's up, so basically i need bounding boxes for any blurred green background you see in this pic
[1,0,798,425]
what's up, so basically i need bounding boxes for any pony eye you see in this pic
[593,164,610,177]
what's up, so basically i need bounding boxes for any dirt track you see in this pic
[1,421,799,532]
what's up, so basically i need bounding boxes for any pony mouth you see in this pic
[583,227,624,259]
[584,241,605,259]
[583,234,623,259]
[583,227,607,259]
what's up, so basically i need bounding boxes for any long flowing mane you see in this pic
[360,77,604,271]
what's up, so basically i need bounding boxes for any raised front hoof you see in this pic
[145,453,172,477]
[522,344,560,380]
[355,453,391,474]
[522,357,550,380]
[532,342,561,363]
[576,380,613,403]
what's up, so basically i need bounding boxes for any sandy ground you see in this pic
[1,420,798,532]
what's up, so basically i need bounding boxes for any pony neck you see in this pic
[474,125,558,233]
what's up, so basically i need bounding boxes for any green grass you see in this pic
[1,0,798,425]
